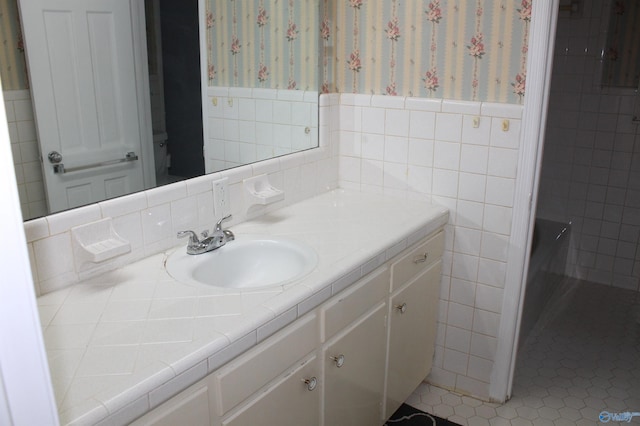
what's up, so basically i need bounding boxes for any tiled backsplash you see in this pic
[205,87,318,173]
[336,94,523,399]
[536,1,640,292]
[4,90,47,220]
[24,94,339,297]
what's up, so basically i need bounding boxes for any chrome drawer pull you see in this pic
[303,377,318,391]
[413,253,428,264]
[330,354,345,368]
[396,303,407,314]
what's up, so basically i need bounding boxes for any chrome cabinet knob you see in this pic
[330,354,345,368]
[303,377,317,391]
[396,303,407,314]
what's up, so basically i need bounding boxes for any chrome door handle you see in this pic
[48,151,63,164]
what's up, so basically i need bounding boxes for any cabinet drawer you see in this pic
[391,231,444,292]
[214,313,318,415]
[322,267,389,341]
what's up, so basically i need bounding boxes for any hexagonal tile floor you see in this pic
[405,280,640,425]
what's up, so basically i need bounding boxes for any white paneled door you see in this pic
[19,0,149,213]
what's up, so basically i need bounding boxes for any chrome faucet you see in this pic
[177,215,235,255]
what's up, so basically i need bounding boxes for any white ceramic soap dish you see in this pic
[243,174,284,207]
[71,217,131,266]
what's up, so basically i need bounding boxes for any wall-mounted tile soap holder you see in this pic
[71,218,131,268]
[243,174,284,207]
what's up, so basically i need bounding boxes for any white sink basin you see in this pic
[165,237,318,289]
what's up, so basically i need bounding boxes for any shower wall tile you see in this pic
[337,93,523,400]
[536,1,640,292]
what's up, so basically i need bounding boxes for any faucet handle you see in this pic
[214,214,232,232]
[177,230,200,244]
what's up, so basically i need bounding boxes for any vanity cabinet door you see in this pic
[221,355,320,426]
[323,302,387,426]
[386,260,442,417]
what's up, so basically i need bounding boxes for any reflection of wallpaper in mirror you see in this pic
[0,0,28,90]
[602,0,640,88]
[206,0,319,91]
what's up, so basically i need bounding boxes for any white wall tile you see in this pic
[141,204,172,245]
[383,162,408,190]
[408,138,434,167]
[361,133,385,160]
[449,278,476,307]
[34,233,75,281]
[472,309,501,337]
[489,118,520,149]
[435,113,463,142]
[385,109,410,137]
[480,232,509,262]
[477,258,507,289]
[445,326,471,353]
[488,147,518,178]
[470,332,498,360]
[362,107,386,134]
[458,173,486,203]
[467,355,493,382]
[407,165,432,194]
[442,100,480,115]
[456,200,484,230]
[384,136,409,163]
[405,97,442,112]
[434,141,461,171]
[482,205,512,235]
[339,156,361,183]
[432,169,459,198]
[454,227,482,256]
[485,177,515,207]
[443,348,469,375]
[447,302,474,330]
[409,111,436,140]
[452,252,479,282]
[371,94,404,109]
[361,159,384,187]
[460,145,489,174]
[475,284,503,313]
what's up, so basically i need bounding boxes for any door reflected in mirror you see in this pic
[1,0,320,220]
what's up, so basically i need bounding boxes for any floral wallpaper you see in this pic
[1,0,532,104]
[602,0,640,88]
[330,0,531,104]
[0,0,27,90]
[206,0,320,91]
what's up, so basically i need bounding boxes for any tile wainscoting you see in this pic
[335,94,523,401]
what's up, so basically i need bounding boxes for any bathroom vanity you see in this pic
[37,190,448,425]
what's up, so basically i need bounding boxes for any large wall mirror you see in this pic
[1,0,320,221]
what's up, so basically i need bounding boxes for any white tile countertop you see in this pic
[37,189,449,425]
